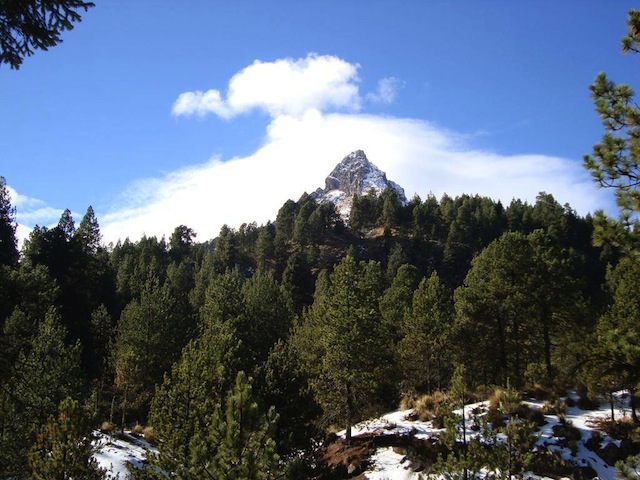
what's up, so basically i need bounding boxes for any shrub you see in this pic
[575,383,599,410]
[552,420,582,442]
[399,394,415,411]
[516,404,546,427]
[132,423,145,435]
[588,417,637,441]
[523,363,555,400]
[541,399,567,416]
[473,384,497,402]
[488,388,502,411]
[143,426,156,444]
[585,430,603,451]
[100,421,117,435]
[413,391,449,423]
[576,394,600,411]
[487,406,505,429]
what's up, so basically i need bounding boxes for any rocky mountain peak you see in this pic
[310,150,407,218]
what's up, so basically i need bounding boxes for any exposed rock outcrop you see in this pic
[310,150,406,219]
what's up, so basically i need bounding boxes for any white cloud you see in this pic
[100,109,614,245]
[366,77,401,104]
[13,54,615,246]
[172,54,361,118]
[172,89,229,118]
[6,187,68,247]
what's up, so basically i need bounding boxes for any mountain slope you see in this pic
[310,150,407,218]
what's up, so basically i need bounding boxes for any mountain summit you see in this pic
[310,150,407,218]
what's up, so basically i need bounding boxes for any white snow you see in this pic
[93,392,638,479]
[93,431,155,479]
[366,447,419,480]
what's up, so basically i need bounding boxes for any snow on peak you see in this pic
[310,150,407,219]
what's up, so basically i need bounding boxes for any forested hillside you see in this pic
[2,167,637,477]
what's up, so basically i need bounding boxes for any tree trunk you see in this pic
[513,313,521,389]
[630,389,639,424]
[461,388,467,480]
[345,380,353,443]
[543,314,553,381]
[610,391,615,422]
[496,316,507,386]
[121,389,127,432]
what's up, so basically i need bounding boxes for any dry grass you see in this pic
[143,426,156,443]
[132,423,145,435]
[541,399,567,416]
[516,403,546,426]
[100,421,117,434]
[587,416,637,441]
[402,391,449,427]
[488,388,502,411]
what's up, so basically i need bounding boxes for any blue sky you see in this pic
[1,1,638,244]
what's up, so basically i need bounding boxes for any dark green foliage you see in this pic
[200,267,245,328]
[255,223,275,267]
[212,224,242,274]
[76,205,102,255]
[294,255,393,440]
[588,258,640,421]
[379,188,400,232]
[3,264,59,332]
[281,251,314,314]
[454,231,583,387]
[0,308,84,477]
[22,208,116,372]
[258,340,320,454]
[275,199,297,254]
[112,235,170,304]
[147,371,280,479]
[0,0,94,69]
[113,279,188,422]
[350,190,379,233]
[146,325,239,477]
[293,200,316,245]
[204,371,280,479]
[0,176,18,267]
[169,225,196,263]
[412,193,444,240]
[28,397,105,479]
[379,263,420,340]
[583,10,640,257]
[239,269,293,371]
[397,271,453,394]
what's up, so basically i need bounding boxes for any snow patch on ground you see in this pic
[339,393,635,479]
[93,392,637,479]
[93,431,155,479]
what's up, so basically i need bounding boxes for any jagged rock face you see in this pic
[310,150,407,219]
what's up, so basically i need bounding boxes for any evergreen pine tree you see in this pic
[238,268,293,373]
[296,255,392,441]
[583,9,640,257]
[281,251,314,315]
[146,323,239,478]
[28,397,105,480]
[0,176,18,267]
[379,263,420,341]
[1,308,84,476]
[75,205,102,255]
[397,271,453,394]
[205,372,280,480]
